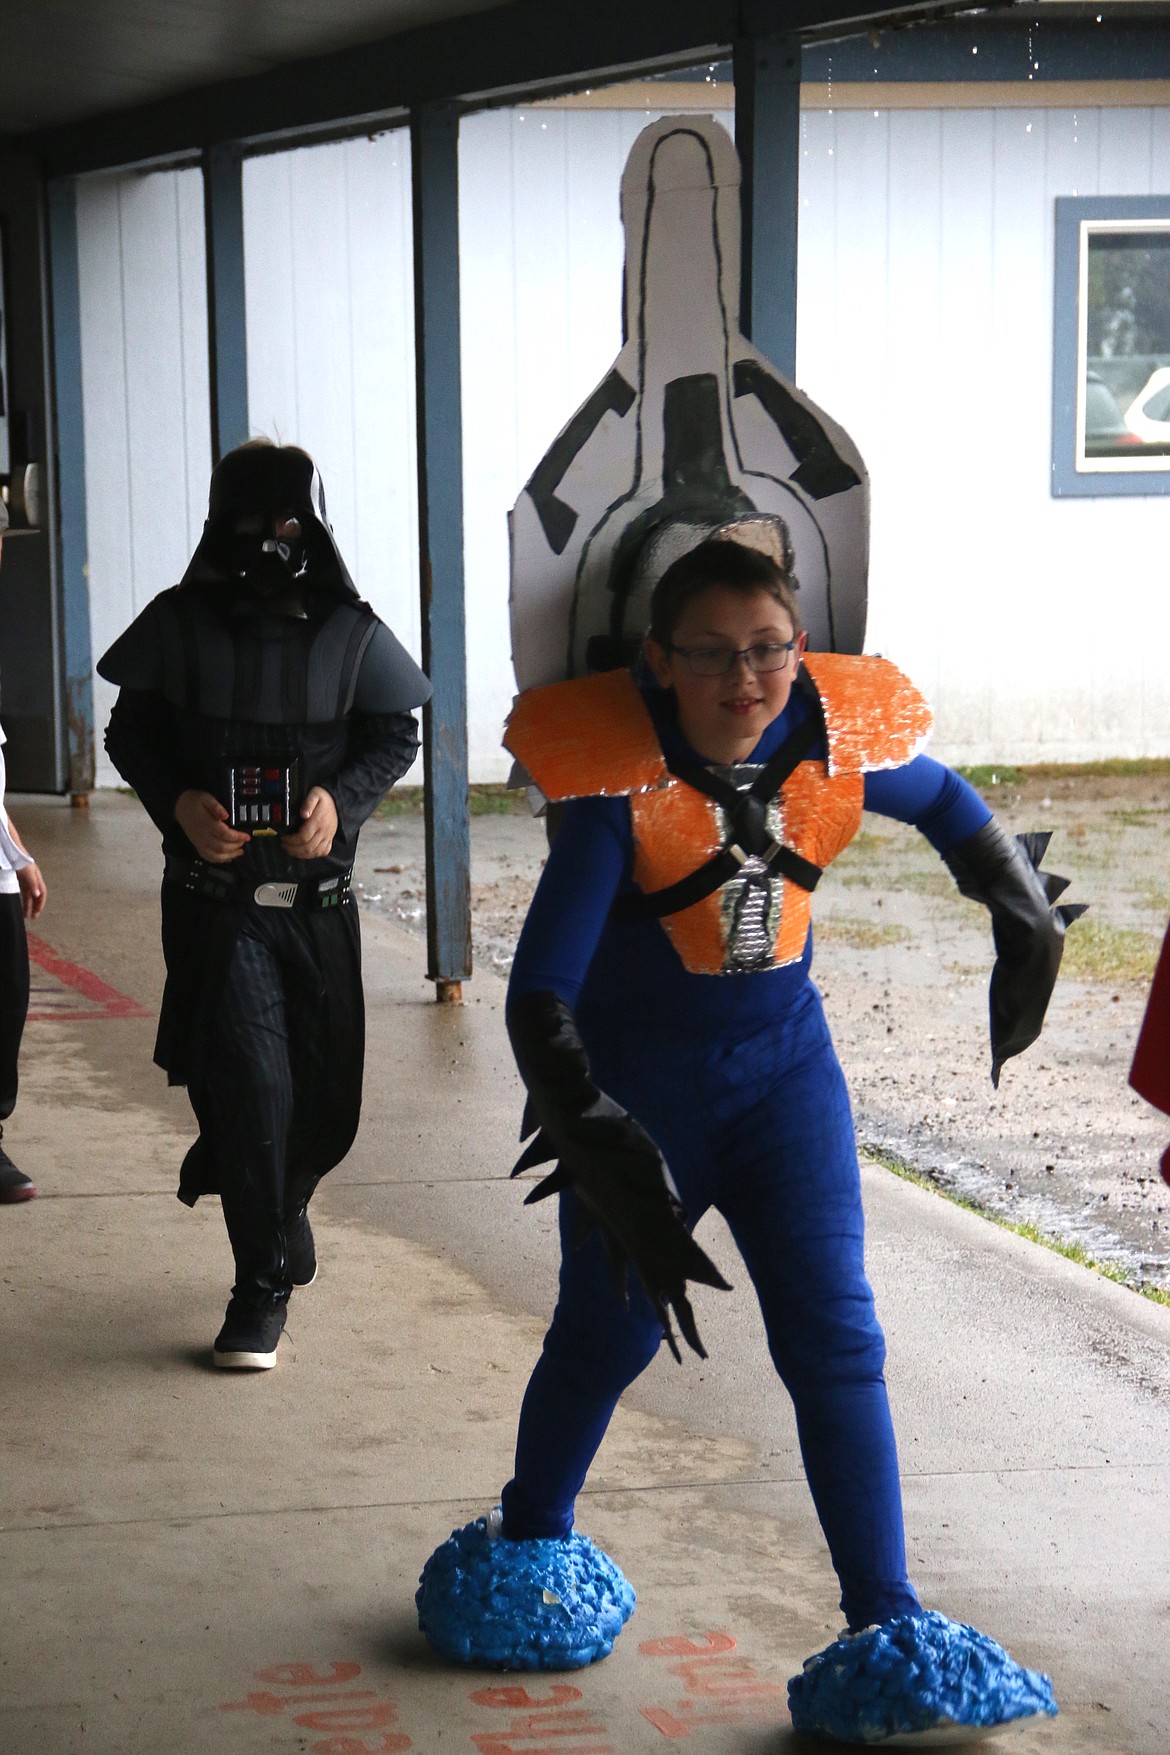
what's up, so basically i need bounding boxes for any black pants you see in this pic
[0,892,29,1123]
[188,908,337,1302]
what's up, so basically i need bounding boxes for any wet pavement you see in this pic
[3,789,1168,1755]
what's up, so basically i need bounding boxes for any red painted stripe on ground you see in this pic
[26,932,150,1020]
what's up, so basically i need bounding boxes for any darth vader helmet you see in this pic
[179,442,359,605]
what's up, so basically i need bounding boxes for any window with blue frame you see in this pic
[1052,197,1170,498]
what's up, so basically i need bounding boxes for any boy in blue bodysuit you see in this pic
[418,540,1075,1742]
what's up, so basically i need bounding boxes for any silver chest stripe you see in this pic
[712,762,785,974]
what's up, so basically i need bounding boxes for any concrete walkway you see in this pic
[2,793,1167,1755]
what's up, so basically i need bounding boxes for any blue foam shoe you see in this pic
[788,1609,1058,1745]
[416,1513,636,1670]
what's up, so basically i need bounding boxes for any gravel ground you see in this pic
[354,770,1170,1295]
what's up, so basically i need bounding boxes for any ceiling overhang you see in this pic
[15,0,997,178]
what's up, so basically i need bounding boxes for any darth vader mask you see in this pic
[179,443,360,604]
[225,514,308,603]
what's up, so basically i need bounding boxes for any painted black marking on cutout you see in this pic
[566,127,730,675]
[527,370,636,556]
[733,359,861,500]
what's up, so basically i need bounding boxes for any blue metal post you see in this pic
[202,142,249,460]
[411,102,471,1000]
[734,34,801,379]
[45,177,93,798]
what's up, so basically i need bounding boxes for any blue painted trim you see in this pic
[45,177,93,794]
[1052,195,1170,500]
[412,103,472,985]
[202,144,249,460]
[735,34,801,379]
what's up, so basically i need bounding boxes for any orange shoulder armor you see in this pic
[503,669,667,801]
[802,652,933,773]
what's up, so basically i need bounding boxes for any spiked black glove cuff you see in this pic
[506,989,730,1360]
[943,821,1087,1085]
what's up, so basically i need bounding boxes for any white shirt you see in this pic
[0,724,32,895]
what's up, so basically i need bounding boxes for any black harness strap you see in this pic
[616,693,827,923]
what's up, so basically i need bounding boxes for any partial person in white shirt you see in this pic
[0,495,48,1203]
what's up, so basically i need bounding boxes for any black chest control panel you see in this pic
[226,759,303,835]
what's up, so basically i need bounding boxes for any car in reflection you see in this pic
[1124,366,1170,443]
[1083,371,1145,457]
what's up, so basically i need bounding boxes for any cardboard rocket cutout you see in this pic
[509,116,870,690]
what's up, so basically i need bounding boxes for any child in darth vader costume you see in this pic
[416,537,1077,1743]
[99,442,430,1369]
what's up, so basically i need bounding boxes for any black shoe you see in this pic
[0,1141,36,1204]
[213,1296,287,1369]
[286,1207,317,1287]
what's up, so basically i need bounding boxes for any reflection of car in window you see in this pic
[1124,366,1170,444]
[1083,371,1145,457]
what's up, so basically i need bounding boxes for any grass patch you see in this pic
[838,864,954,897]
[468,785,529,816]
[1137,880,1170,914]
[864,1145,1170,1307]
[374,788,424,816]
[957,757,1170,784]
[1060,917,1160,985]
[955,765,1023,788]
[842,830,895,856]
[888,867,955,898]
[1105,806,1169,828]
[374,784,527,819]
[818,918,912,950]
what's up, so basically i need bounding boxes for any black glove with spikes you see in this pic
[942,820,1087,1086]
[506,989,731,1362]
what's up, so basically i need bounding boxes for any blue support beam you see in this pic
[202,142,249,461]
[45,177,93,798]
[734,33,801,380]
[411,102,471,1000]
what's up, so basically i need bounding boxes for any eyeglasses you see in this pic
[667,640,797,677]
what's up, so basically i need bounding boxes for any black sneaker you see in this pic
[286,1207,317,1287]
[0,1141,36,1204]
[213,1296,287,1369]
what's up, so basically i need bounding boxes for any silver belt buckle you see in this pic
[254,881,299,909]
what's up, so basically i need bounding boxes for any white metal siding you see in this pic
[458,104,684,779]
[797,103,1170,762]
[76,166,210,788]
[243,131,424,777]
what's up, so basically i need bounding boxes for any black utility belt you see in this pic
[165,854,352,912]
[225,758,303,835]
